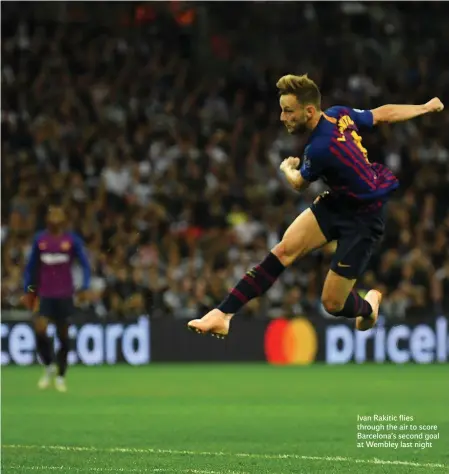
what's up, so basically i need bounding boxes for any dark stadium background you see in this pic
[2,3,448,474]
[2,1,449,321]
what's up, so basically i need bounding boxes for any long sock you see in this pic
[217,252,286,314]
[36,334,53,366]
[328,290,373,319]
[57,332,69,377]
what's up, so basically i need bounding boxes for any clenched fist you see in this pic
[279,156,308,191]
[280,156,300,173]
[424,97,444,113]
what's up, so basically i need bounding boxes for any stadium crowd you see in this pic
[2,2,449,321]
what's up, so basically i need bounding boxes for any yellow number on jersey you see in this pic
[336,115,371,164]
[351,131,370,164]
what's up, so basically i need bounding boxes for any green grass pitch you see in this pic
[2,364,448,473]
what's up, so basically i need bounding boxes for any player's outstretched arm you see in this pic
[280,157,310,192]
[22,236,40,310]
[72,233,91,291]
[371,97,444,125]
[23,236,40,293]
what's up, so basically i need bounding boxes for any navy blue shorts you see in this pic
[310,193,386,280]
[37,297,75,322]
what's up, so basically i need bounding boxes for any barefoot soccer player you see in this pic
[188,74,444,338]
[22,205,91,392]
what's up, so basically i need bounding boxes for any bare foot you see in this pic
[187,309,233,339]
[356,289,382,331]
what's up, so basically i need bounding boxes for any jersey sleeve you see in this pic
[71,233,91,290]
[348,108,374,129]
[23,234,40,293]
[326,105,374,130]
[299,143,328,183]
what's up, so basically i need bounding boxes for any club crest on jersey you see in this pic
[38,242,47,250]
[61,241,71,251]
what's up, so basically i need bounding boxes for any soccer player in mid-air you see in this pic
[22,205,91,392]
[188,74,444,337]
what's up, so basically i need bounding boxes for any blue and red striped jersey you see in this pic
[24,231,91,298]
[300,106,399,206]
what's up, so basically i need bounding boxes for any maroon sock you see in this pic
[57,325,69,377]
[36,334,53,366]
[57,339,69,377]
[329,290,373,319]
[217,252,286,314]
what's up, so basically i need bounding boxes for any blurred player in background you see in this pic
[22,205,91,392]
[189,74,444,338]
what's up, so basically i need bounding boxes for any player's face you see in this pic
[47,206,66,228]
[279,94,313,134]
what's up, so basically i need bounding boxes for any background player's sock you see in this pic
[57,334,69,377]
[36,334,53,366]
[217,252,286,314]
[327,289,373,319]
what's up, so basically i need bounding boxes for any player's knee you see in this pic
[272,241,294,266]
[33,317,48,336]
[34,327,47,338]
[272,238,306,267]
[321,295,345,314]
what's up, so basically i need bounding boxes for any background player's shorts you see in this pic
[36,297,75,322]
[311,193,386,279]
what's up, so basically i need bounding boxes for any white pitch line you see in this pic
[2,444,447,470]
[5,466,245,474]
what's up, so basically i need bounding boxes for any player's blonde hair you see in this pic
[276,74,321,109]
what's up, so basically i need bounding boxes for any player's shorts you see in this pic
[310,192,386,280]
[36,297,75,322]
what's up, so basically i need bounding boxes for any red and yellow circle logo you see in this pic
[264,318,318,365]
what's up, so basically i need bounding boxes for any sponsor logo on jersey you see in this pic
[40,253,71,265]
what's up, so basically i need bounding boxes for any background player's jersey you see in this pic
[300,106,399,208]
[24,231,91,298]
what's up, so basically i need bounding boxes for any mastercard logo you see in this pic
[264,318,318,365]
